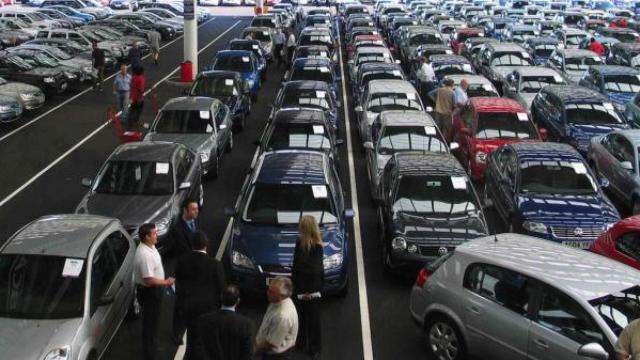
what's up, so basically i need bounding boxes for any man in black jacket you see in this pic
[198,285,254,360]
[174,231,226,360]
[169,198,200,259]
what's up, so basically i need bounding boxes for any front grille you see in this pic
[550,225,603,239]
[261,264,291,275]
[419,245,456,257]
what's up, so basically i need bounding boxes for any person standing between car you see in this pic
[113,62,131,123]
[286,29,296,66]
[134,223,175,360]
[589,37,605,56]
[417,56,436,83]
[128,41,143,69]
[91,41,105,91]
[453,78,471,129]
[128,65,145,129]
[255,277,299,360]
[616,318,640,360]
[148,30,162,65]
[174,231,226,360]
[273,28,286,66]
[292,215,324,360]
[198,285,255,360]
[434,78,455,142]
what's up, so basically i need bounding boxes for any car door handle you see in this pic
[467,306,480,314]
[534,339,549,350]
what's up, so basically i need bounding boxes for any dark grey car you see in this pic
[547,48,604,84]
[76,141,203,249]
[143,97,233,178]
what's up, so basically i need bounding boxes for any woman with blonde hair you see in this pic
[292,215,324,360]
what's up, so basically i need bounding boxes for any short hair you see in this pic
[271,277,293,298]
[132,65,144,75]
[138,223,156,241]
[443,78,454,86]
[182,197,199,210]
[92,41,98,46]
[221,284,240,306]
[190,231,208,250]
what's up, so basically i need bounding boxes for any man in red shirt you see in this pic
[589,38,605,56]
[128,65,145,129]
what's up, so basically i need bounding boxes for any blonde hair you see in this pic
[298,215,323,252]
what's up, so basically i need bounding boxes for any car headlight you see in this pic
[44,346,70,360]
[155,217,170,236]
[65,72,77,80]
[323,253,343,270]
[20,92,38,100]
[232,250,255,269]
[391,236,407,250]
[522,221,548,234]
[247,80,255,87]
[43,77,55,83]
[199,152,209,163]
[475,151,487,164]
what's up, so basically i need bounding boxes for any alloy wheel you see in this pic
[428,321,459,360]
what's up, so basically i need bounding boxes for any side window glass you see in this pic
[635,94,640,107]
[616,232,640,262]
[107,231,129,268]
[464,264,532,315]
[175,149,188,184]
[216,105,227,127]
[90,241,118,315]
[620,138,634,164]
[37,31,49,39]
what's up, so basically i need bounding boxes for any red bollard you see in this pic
[180,61,193,82]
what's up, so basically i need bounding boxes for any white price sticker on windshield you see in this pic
[319,67,329,73]
[263,31,269,35]
[313,125,324,134]
[483,84,493,90]
[517,113,528,121]
[225,79,234,86]
[554,75,563,82]
[156,162,169,174]
[206,124,213,133]
[406,93,416,100]
[252,44,259,49]
[604,103,614,110]
[62,258,84,278]
[393,70,402,76]
[242,57,250,62]
[463,64,472,71]
[425,126,436,135]
[572,162,587,174]
[383,52,390,58]
[451,176,467,189]
[200,110,210,119]
[320,51,327,57]
[522,52,530,58]
[311,185,328,198]
[446,50,453,54]
[316,90,326,98]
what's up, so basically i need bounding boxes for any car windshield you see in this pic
[299,35,332,47]
[0,254,85,319]
[378,125,447,154]
[590,286,640,336]
[81,31,101,42]
[30,12,47,21]
[214,55,253,72]
[612,33,638,43]
[297,47,330,58]
[511,30,537,41]
[410,33,441,46]
[519,75,564,92]
[356,55,393,66]
[243,183,337,224]
[534,44,557,57]
[281,89,332,110]
[368,93,423,112]
[94,160,174,195]
[565,56,603,70]
[362,71,403,84]
[154,109,215,134]
[476,112,538,139]
[290,66,333,82]
[230,43,263,57]
[244,30,271,42]
[434,63,474,76]
[566,34,585,45]
[519,161,597,194]
[45,46,73,60]
[266,123,331,151]
[491,53,533,66]
[7,56,34,70]
[604,74,640,93]
[467,83,499,97]
[190,77,238,97]
[33,52,60,66]
[392,175,480,215]
[565,103,623,125]
[251,18,276,28]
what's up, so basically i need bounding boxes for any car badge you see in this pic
[574,227,584,236]
[438,247,448,256]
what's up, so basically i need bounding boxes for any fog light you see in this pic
[407,244,418,253]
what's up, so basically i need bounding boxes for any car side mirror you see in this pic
[224,207,238,217]
[449,142,460,151]
[81,177,92,187]
[621,160,634,171]
[577,343,609,360]
[95,294,115,306]
[355,105,363,112]
[344,208,355,219]
[178,181,191,190]
[363,141,374,150]
[538,127,548,140]
[599,177,610,188]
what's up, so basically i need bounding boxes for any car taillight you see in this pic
[415,268,431,287]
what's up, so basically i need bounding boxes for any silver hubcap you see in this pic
[199,184,204,206]
[429,322,459,360]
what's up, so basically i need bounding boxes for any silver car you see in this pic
[0,214,137,360]
[0,76,43,111]
[143,97,233,177]
[503,66,566,110]
[409,233,640,360]
[588,129,640,213]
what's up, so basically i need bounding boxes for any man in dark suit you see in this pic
[174,231,226,360]
[169,197,200,259]
[198,285,254,360]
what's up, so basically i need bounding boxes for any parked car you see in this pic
[108,13,180,40]
[3,47,83,88]
[109,0,139,10]
[578,65,640,112]
[607,42,640,67]
[0,94,22,123]
[284,57,340,101]
[240,26,274,60]
[210,50,261,100]
[44,5,95,23]
[554,27,590,49]
[35,28,126,60]
[449,27,485,55]
[271,80,340,132]
[41,0,112,20]
[413,54,475,97]
[0,54,67,94]
[591,215,640,270]
[523,36,562,65]
[410,233,640,360]
[503,66,566,110]
[35,8,85,27]
[227,38,268,76]
[0,75,45,111]
[476,42,534,89]
[502,24,540,44]
[353,62,405,104]
[547,48,604,84]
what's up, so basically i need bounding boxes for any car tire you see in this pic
[126,290,141,320]
[424,315,467,360]
[208,157,219,179]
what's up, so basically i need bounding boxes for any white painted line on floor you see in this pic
[215,218,234,261]
[0,16,217,144]
[174,333,187,360]
[336,20,374,360]
[0,20,243,210]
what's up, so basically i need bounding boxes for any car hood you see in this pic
[0,317,81,359]
[565,70,585,84]
[145,133,212,154]
[517,192,619,226]
[606,91,634,106]
[24,67,62,77]
[392,210,487,242]
[82,192,172,226]
[60,58,90,69]
[0,81,41,95]
[569,123,629,149]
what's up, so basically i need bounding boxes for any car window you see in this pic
[90,240,118,315]
[535,284,606,345]
[616,232,640,262]
[612,135,635,164]
[215,104,227,127]
[464,263,532,315]
[175,148,188,184]
[107,231,129,268]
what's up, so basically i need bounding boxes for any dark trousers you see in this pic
[262,348,292,360]
[93,65,104,89]
[184,314,208,360]
[434,112,452,143]
[296,298,321,355]
[287,46,295,65]
[274,44,284,65]
[138,286,163,360]
[128,101,144,129]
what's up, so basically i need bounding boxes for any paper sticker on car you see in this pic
[311,185,328,198]
[451,176,467,189]
[62,258,84,278]
[156,162,169,174]
[225,79,234,86]
[313,125,324,134]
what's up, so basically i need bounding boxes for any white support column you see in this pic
[184,0,198,80]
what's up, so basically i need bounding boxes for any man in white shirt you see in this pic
[286,30,296,66]
[417,56,436,83]
[273,28,286,66]
[134,223,175,360]
[255,277,299,360]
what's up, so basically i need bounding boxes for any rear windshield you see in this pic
[94,160,174,195]
[280,89,332,110]
[266,123,331,151]
[565,103,623,125]
[519,161,597,195]
[153,109,215,134]
[393,175,480,215]
[214,55,253,72]
[377,125,447,154]
[603,74,640,93]
[476,112,538,139]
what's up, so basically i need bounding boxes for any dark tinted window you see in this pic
[519,161,597,195]
[90,241,117,314]
[616,232,640,262]
[393,175,480,215]
[266,123,331,151]
[213,55,253,73]
[108,231,129,268]
[154,109,214,134]
[464,264,532,315]
[476,112,538,139]
[94,160,174,195]
[190,77,238,97]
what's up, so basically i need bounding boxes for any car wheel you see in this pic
[126,290,141,320]
[425,316,466,360]
[226,133,233,153]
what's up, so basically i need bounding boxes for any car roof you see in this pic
[197,70,241,79]
[526,36,559,45]
[613,129,640,145]
[273,108,327,125]
[471,97,525,112]
[2,214,118,258]
[446,74,492,85]
[367,79,416,93]
[591,65,640,76]
[456,233,640,300]
[256,150,327,185]
[393,152,465,176]
[216,49,252,58]
[487,42,526,51]
[379,110,436,127]
[162,96,216,111]
[558,48,599,58]
[429,54,470,64]
[512,66,561,76]
[508,142,582,162]
[543,85,607,103]
[283,80,330,91]
[293,57,332,67]
[110,141,182,162]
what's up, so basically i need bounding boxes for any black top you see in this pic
[175,251,226,318]
[167,217,198,259]
[128,47,142,68]
[198,309,254,360]
[292,241,324,294]
[92,48,105,67]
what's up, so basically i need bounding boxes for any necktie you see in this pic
[188,220,195,232]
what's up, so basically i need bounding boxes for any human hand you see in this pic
[166,277,175,286]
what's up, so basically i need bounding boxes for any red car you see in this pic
[452,97,543,181]
[347,34,385,60]
[591,215,640,270]
[449,28,485,55]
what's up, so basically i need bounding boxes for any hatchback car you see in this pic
[554,28,590,49]
[485,142,619,247]
[476,42,534,88]
[578,65,640,112]
[591,215,640,270]
[240,27,274,60]
[523,36,562,65]
[410,233,640,360]
[210,50,261,100]
[607,42,640,67]
[272,80,340,132]
[503,66,566,110]
[0,76,45,111]
[547,48,604,84]
[0,214,137,360]
[224,150,353,296]
[352,62,405,104]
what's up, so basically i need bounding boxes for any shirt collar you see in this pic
[221,305,236,312]
[195,249,207,254]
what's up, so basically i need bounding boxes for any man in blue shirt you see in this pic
[453,78,471,127]
[113,63,132,123]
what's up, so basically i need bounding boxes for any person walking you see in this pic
[91,41,105,91]
[292,215,324,360]
[174,231,226,360]
[128,41,143,69]
[128,65,145,129]
[113,62,131,123]
[198,285,254,360]
[134,223,175,360]
[255,277,298,360]
[273,28,286,66]
[286,30,296,66]
[433,78,455,142]
[616,319,640,360]
[148,30,161,65]
[588,37,605,56]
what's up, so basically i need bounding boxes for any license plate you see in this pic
[562,241,591,250]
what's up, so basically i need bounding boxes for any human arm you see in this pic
[615,325,633,360]
[143,276,174,287]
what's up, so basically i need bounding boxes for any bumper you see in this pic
[387,248,436,273]
[44,80,68,94]
[0,107,23,123]
[229,265,347,295]
[521,229,597,249]
[22,94,46,110]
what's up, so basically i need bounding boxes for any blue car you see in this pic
[531,85,630,156]
[485,142,620,249]
[211,50,261,101]
[285,58,340,101]
[227,39,267,80]
[224,150,353,296]
[485,16,517,39]
[524,36,561,65]
[578,65,640,113]
[44,5,94,23]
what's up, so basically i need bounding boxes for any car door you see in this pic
[492,148,516,222]
[528,283,611,360]
[462,263,533,360]
[214,103,232,154]
[544,95,565,141]
[614,231,640,268]
[595,133,619,193]
[610,135,636,204]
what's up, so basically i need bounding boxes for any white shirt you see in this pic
[286,33,296,47]
[419,63,436,82]
[256,297,298,354]
[133,242,164,286]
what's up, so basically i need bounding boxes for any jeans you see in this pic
[129,101,144,128]
[296,297,321,355]
[116,91,129,123]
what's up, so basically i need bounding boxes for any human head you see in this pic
[221,284,241,307]
[138,223,157,246]
[92,41,98,50]
[591,37,596,43]
[443,78,454,87]
[190,231,208,251]
[182,197,199,220]
[267,277,293,303]
[298,215,323,252]
[119,62,127,75]
[460,78,470,90]
[132,41,139,49]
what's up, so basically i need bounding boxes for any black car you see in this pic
[377,152,488,274]
[0,54,67,94]
[476,42,534,89]
[272,81,340,132]
[353,62,405,104]
[607,42,640,67]
[3,48,82,88]
[91,19,151,39]
[188,70,252,131]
